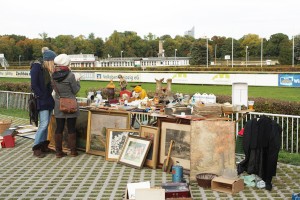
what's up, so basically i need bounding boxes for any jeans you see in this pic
[33,110,52,146]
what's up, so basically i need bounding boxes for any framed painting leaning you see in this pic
[86,110,130,156]
[160,122,191,170]
[118,136,152,169]
[105,128,140,162]
[140,125,160,169]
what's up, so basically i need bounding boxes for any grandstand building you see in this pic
[69,54,190,68]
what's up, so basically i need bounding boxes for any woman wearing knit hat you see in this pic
[42,47,56,73]
[30,58,55,158]
[52,54,81,158]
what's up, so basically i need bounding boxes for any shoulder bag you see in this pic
[53,81,77,114]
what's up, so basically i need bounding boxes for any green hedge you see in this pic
[217,95,300,116]
[0,81,30,93]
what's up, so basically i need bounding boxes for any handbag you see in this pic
[59,97,77,113]
[28,92,38,126]
[53,81,77,114]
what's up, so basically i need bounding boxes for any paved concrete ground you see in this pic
[0,115,299,200]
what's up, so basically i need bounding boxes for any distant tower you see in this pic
[158,40,165,57]
[184,26,195,38]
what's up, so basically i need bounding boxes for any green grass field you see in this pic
[1,77,299,101]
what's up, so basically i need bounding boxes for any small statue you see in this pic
[155,78,164,94]
[106,80,115,100]
[118,74,127,91]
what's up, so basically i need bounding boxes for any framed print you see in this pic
[86,110,130,156]
[118,136,152,169]
[47,109,88,151]
[105,128,140,161]
[159,122,191,170]
[190,121,235,182]
[140,125,160,169]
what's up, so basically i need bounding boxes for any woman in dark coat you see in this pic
[52,54,81,158]
[30,58,55,158]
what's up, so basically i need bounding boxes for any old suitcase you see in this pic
[161,182,192,199]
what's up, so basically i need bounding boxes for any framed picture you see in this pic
[160,122,191,170]
[105,128,140,161]
[47,109,88,151]
[140,125,160,169]
[118,135,152,169]
[189,121,235,182]
[86,110,130,156]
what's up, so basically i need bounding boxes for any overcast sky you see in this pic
[1,0,299,40]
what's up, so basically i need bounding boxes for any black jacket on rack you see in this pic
[237,116,281,183]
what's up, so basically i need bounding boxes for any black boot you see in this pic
[55,134,67,158]
[41,140,54,153]
[32,143,45,158]
[68,133,78,157]
[265,182,272,191]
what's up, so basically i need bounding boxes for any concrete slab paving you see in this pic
[0,115,299,199]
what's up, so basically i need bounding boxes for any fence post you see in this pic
[6,92,8,109]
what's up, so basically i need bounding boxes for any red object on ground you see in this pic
[2,135,15,148]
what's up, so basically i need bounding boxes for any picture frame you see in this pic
[86,110,130,156]
[105,128,140,162]
[118,135,152,169]
[159,122,191,170]
[189,121,235,182]
[140,125,160,169]
[47,109,88,151]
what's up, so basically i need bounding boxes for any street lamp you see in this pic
[245,46,248,67]
[292,36,295,67]
[120,50,123,67]
[261,38,263,68]
[214,44,217,65]
[201,36,209,68]
[231,37,234,68]
[175,49,177,66]
[206,37,208,68]
[19,55,22,66]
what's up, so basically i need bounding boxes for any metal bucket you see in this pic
[172,165,183,182]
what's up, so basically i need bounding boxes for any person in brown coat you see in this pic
[52,54,81,158]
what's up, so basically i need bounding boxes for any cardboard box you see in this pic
[211,176,244,194]
[135,188,165,200]
[124,188,167,200]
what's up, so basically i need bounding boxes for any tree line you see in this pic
[0,31,299,65]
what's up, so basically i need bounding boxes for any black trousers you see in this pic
[55,118,77,134]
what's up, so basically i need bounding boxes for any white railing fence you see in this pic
[0,91,31,110]
[1,91,299,154]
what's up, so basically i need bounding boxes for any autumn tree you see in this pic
[190,40,211,65]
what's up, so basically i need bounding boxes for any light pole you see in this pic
[175,49,177,66]
[206,37,208,68]
[214,44,217,65]
[245,46,248,67]
[231,37,234,68]
[292,36,295,67]
[120,50,123,67]
[19,55,22,66]
[261,38,263,68]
